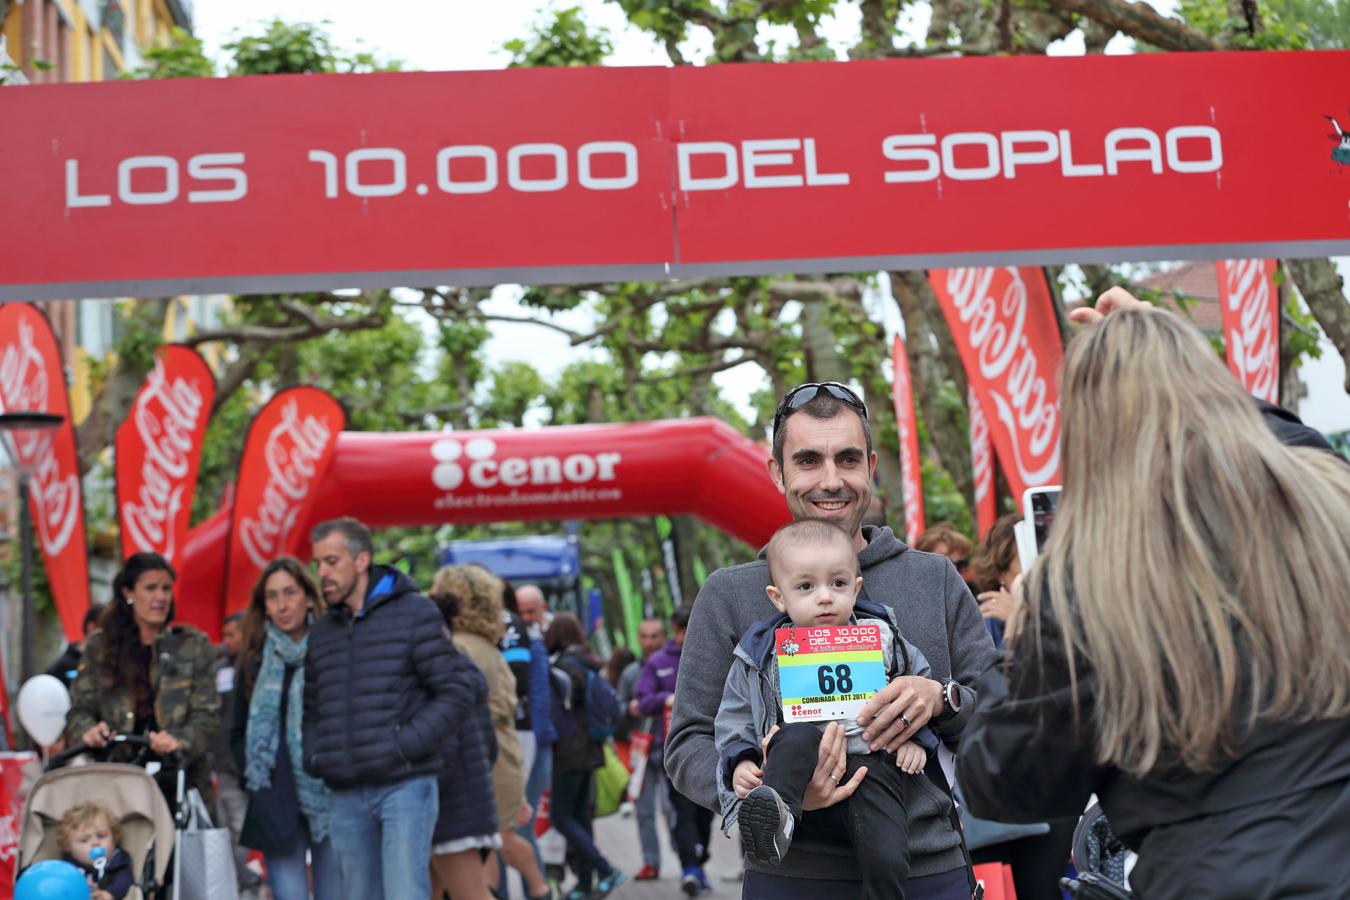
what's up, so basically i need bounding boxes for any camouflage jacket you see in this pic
[66,624,221,799]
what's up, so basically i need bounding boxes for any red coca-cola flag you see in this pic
[968,387,998,540]
[929,267,1063,501]
[224,387,345,615]
[116,346,216,565]
[890,336,925,544]
[0,305,90,641]
[1214,259,1280,405]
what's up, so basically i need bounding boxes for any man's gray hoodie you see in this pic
[666,525,997,882]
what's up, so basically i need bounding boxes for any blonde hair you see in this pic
[57,802,121,852]
[431,564,505,643]
[1017,309,1350,777]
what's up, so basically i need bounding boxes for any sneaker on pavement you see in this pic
[681,865,709,896]
[593,869,626,897]
[635,864,660,881]
[738,784,794,868]
[562,890,588,900]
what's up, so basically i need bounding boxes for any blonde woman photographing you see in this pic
[958,304,1350,899]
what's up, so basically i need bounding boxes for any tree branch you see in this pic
[1043,0,1217,50]
[182,299,386,348]
[1286,257,1350,393]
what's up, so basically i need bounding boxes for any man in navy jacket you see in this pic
[303,517,472,900]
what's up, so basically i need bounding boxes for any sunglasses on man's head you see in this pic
[772,382,869,438]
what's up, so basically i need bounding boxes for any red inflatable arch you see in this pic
[175,417,790,629]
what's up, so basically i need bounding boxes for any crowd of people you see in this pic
[34,287,1350,900]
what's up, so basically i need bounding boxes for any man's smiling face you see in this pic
[769,410,876,545]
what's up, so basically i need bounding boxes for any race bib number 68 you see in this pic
[776,624,886,722]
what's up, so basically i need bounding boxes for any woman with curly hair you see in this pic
[66,552,220,811]
[431,563,554,900]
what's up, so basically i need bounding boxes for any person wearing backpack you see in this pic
[544,613,626,900]
[636,607,711,896]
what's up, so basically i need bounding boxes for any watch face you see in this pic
[946,682,960,711]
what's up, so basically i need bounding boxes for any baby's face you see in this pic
[768,538,861,627]
[67,816,114,865]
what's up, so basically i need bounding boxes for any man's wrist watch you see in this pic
[938,679,962,722]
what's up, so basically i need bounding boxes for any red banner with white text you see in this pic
[224,387,345,614]
[1214,259,1280,404]
[929,268,1063,501]
[116,346,216,565]
[0,305,90,641]
[890,336,925,544]
[1,51,1348,300]
[968,388,998,540]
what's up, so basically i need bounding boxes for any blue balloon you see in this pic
[15,860,90,900]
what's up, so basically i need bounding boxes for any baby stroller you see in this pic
[15,735,180,899]
[1061,801,1134,900]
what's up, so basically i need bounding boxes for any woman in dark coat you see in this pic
[231,557,339,900]
[957,308,1350,899]
[546,614,625,900]
[426,587,499,900]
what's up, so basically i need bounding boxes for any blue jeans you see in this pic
[517,742,553,865]
[328,775,438,900]
[635,756,675,868]
[264,835,340,900]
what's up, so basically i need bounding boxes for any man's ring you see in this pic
[900,714,911,730]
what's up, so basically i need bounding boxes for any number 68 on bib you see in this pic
[776,624,887,723]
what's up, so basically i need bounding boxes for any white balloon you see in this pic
[17,674,71,747]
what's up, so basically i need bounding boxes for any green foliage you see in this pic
[1266,0,1350,47]
[504,6,614,67]
[225,19,401,76]
[1172,0,1308,47]
[124,26,215,79]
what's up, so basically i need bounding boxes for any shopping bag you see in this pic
[973,862,1017,900]
[626,730,653,803]
[173,789,239,900]
[592,741,630,818]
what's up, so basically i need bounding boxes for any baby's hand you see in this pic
[894,740,927,775]
[733,758,764,798]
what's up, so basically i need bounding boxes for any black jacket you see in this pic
[65,847,134,900]
[552,645,605,772]
[232,659,307,855]
[1256,399,1338,454]
[957,601,1350,899]
[302,566,475,788]
[434,637,500,845]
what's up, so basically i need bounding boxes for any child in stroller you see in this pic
[15,735,178,900]
[57,802,135,900]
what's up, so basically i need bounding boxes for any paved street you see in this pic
[596,804,742,899]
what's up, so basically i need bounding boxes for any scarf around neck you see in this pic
[244,622,329,841]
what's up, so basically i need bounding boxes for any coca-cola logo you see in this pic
[968,387,993,506]
[121,357,207,559]
[0,317,80,556]
[943,267,1061,489]
[891,344,923,544]
[1221,259,1279,404]
[238,399,334,569]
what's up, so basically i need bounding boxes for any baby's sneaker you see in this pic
[738,785,794,867]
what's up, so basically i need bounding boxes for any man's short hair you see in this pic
[223,611,244,626]
[764,518,858,585]
[772,390,874,470]
[82,605,102,635]
[913,522,973,558]
[310,517,374,559]
[671,606,693,631]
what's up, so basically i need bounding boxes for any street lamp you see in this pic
[0,411,66,684]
